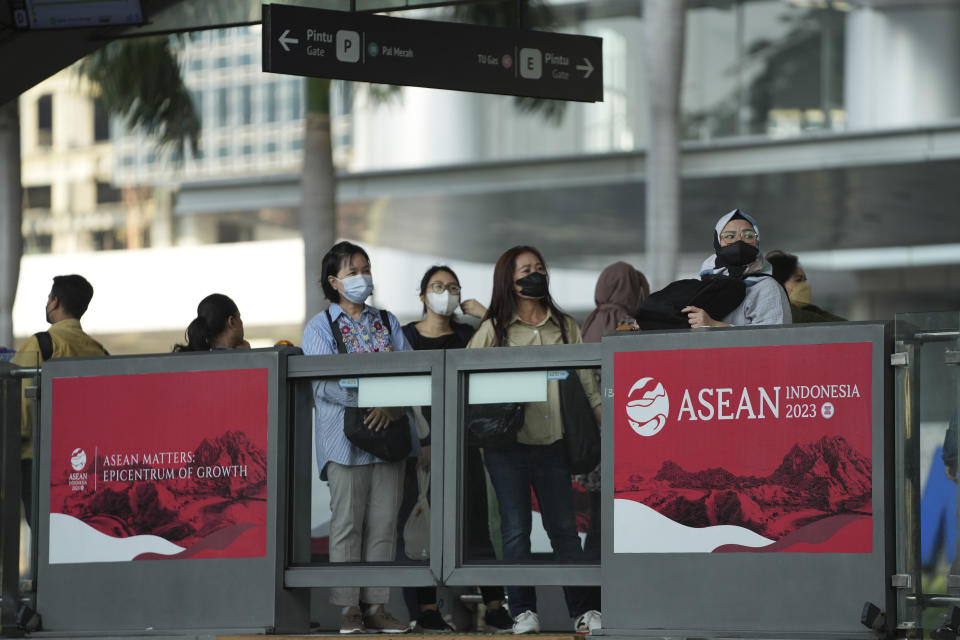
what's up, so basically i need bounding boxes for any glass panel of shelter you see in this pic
[460,367,602,567]
[305,373,432,568]
[894,312,960,634]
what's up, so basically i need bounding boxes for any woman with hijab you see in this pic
[682,209,791,328]
[580,262,649,343]
[765,250,846,323]
[575,262,648,605]
[467,245,603,635]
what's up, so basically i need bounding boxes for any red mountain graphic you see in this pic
[50,430,268,555]
[615,435,872,541]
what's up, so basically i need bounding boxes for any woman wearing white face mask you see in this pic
[396,266,514,633]
[301,241,413,635]
[401,266,486,350]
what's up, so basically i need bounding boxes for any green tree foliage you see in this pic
[79,36,200,158]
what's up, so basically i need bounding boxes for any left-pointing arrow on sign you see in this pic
[576,57,594,79]
[278,29,299,52]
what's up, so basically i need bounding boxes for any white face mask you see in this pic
[337,274,374,304]
[425,291,460,316]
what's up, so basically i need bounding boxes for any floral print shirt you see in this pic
[302,303,413,478]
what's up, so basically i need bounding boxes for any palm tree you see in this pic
[643,0,686,289]
[78,36,200,159]
[0,100,21,348]
[300,78,336,320]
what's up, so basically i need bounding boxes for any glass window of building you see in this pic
[23,185,51,209]
[215,87,228,127]
[190,90,204,126]
[36,93,52,146]
[240,85,253,125]
[25,234,52,254]
[264,83,278,123]
[290,80,304,120]
[96,181,123,205]
[93,99,110,142]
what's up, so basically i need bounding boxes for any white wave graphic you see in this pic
[50,513,186,564]
[613,499,775,553]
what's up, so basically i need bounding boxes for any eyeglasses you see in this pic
[428,282,461,294]
[719,229,758,242]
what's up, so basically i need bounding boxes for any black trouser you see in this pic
[21,459,33,526]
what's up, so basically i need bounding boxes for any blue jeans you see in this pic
[483,440,591,618]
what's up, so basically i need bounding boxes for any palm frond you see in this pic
[79,36,200,160]
[365,83,402,107]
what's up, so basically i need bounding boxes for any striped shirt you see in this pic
[301,303,414,479]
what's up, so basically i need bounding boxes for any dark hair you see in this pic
[485,245,567,347]
[320,241,370,303]
[173,293,239,352]
[765,250,800,286]
[418,265,460,314]
[50,275,94,319]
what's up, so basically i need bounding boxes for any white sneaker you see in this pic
[512,610,540,634]
[574,609,602,634]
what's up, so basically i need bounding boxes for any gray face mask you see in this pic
[338,274,374,303]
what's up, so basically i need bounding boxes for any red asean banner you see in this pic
[613,342,873,554]
[49,368,269,564]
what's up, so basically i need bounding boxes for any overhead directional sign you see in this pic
[262,4,603,103]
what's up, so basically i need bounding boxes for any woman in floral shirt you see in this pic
[302,241,413,635]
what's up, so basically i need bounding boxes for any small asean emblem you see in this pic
[626,377,669,436]
[70,447,87,471]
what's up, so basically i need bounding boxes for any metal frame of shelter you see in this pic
[0,320,941,637]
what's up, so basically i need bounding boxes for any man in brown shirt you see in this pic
[12,274,108,523]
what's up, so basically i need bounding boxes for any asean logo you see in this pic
[70,447,87,471]
[626,377,669,436]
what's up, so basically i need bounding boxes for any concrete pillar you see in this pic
[846,1,960,129]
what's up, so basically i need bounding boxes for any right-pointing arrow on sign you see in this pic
[278,29,299,52]
[576,57,594,79]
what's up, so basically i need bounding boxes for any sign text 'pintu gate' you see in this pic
[262,4,603,103]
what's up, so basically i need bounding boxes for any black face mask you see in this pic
[716,241,759,267]
[516,272,548,298]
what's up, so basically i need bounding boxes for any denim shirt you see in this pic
[301,303,416,479]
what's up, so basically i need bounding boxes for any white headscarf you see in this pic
[700,208,767,278]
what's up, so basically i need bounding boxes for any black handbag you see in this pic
[326,309,412,462]
[465,402,524,448]
[558,371,601,474]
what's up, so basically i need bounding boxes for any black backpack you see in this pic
[33,331,110,361]
[633,274,748,330]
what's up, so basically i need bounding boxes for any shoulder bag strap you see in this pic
[379,309,391,335]
[34,331,53,361]
[325,310,348,354]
